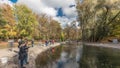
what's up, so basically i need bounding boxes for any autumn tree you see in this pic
[36,14,62,40]
[0,4,16,40]
[14,5,38,38]
[63,21,81,40]
[49,20,61,39]
[76,0,120,42]
[0,4,62,41]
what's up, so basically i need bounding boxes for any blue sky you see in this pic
[9,0,18,3]
[57,8,65,17]
[57,4,76,17]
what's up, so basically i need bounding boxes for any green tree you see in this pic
[0,4,16,40]
[49,20,61,39]
[76,0,120,42]
[0,8,6,27]
[36,14,49,39]
[36,14,62,40]
[15,5,38,38]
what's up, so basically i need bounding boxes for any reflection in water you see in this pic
[61,51,68,63]
[57,52,67,68]
[36,44,120,68]
[35,45,83,68]
[56,45,83,68]
[56,46,82,68]
[76,46,83,63]
[80,45,120,68]
[57,60,64,68]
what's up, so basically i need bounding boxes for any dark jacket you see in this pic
[18,45,29,60]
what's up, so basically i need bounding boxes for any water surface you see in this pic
[35,44,120,68]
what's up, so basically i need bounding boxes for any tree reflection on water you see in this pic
[80,45,120,68]
[35,45,82,68]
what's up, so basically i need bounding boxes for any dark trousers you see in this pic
[24,54,28,64]
[19,54,26,68]
[20,59,24,68]
[32,44,34,47]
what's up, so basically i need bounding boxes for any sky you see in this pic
[0,0,78,27]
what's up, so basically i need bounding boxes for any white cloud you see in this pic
[53,16,77,28]
[41,0,75,8]
[17,0,57,17]
[41,7,57,17]
[0,0,8,4]
[0,0,13,7]
[41,0,77,18]
[0,0,78,27]
[63,7,77,18]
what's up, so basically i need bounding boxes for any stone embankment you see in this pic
[0,43,60,68]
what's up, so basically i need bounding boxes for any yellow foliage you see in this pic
[4,24,11,29]
[8,29,17,36]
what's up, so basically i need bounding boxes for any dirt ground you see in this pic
[0,41,40,49]
[0,41,18,49]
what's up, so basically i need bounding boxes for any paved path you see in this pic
[0,43,60,58]
[0,43,60,68]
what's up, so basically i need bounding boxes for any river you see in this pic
[35,44,120,68]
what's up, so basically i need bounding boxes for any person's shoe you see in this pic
[21,66,26,68]
[26,62,29,64]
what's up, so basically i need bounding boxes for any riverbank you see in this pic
[0,43,60,68]
[85,43,120,49]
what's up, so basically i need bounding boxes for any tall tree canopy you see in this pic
[36,14,62,40]
[76,0,120,42]
[0,4,16,40]
[15,5,38,38]
[0,4,62,41]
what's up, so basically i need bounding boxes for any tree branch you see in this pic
[107,11,120,25]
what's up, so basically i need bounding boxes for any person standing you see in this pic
[18,38,22,48]
[18,41,30,68]
[49,40,51,45]
[31,39,34,47]
[45,40,48,46]
[8,38,14,51]
[24,41,29,64]
[18,42,26,68]
[52,40,55,44]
